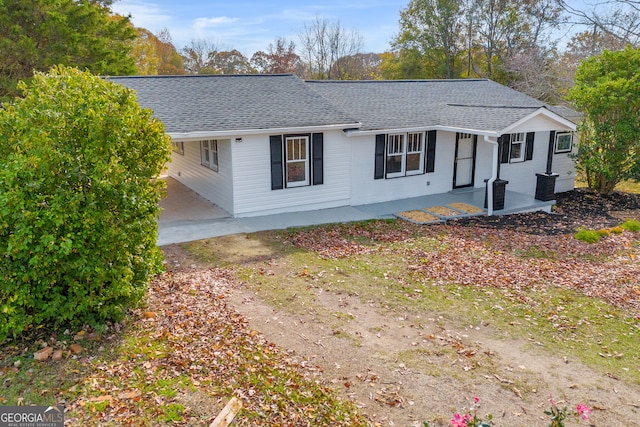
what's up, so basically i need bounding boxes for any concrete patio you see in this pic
[157,177,554,245]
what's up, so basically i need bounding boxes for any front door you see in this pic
[453,133,476,188]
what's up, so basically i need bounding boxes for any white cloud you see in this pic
[193,16,240,31]
[111,0,171,29]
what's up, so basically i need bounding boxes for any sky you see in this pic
[111,0,409,57]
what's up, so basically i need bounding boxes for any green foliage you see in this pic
[573,229,601,243]
[0,66,171,341]
[568,46,640,194]
[621,219,640,232]
[0,0,137,99]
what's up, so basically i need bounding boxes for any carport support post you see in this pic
[484,136,499,216]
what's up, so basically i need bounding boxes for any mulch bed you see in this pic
[450,189,640,235]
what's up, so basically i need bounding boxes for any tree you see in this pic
[180,38,220,74]
[130,28,185,75]
[330,53,383,80]
[250,38,304,75]
[131,28,161,75]
[211,49,253,74]
[554,27,628,99]
[379,49,430,79]
[393,0,466,79]
[0,66,171,340]
[155,28,186,75]
[298,16,364,79]
[0,0,136,98]
[567,46,640,194]
[388,0,564,83]
[557,0,640,46]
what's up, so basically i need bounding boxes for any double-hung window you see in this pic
[382,132,425,178]
[285,136,309,187]
[509,132,526,162]
[386,134,405,178]
[406,132,424,175]
[374,131,436,179]
[200,139,219,171]
[269,133,323,190]
[500,132,535,164]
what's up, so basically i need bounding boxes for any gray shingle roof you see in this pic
[306,79,552,132]
[108,74,360,133]
[109,74,575,135]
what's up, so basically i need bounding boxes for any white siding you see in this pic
[508,114,569,133]
[231,131,352,217]
[166,139,234,214]
[349,131,457,205]
[474,137,497,188]
[498,130,577,196]
[553,134,578,193]
[499,131,550,196]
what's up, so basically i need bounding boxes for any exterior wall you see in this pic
[166,139,234,214]
[498,131,551,197]
[165,116,577,217]
[349,131,456,206]
[473,137,495,190]
[500,114,577,197]
[231,130,352,217]
[553,135,578,193]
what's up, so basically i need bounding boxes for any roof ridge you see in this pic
[447,103,542,109]
[306,78,490,83]
[109,73,297,80]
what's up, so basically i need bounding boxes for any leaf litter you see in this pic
[2,188,639,426]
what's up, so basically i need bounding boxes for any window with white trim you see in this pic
[171,140,184,155]
[200,139,218,171]
[385,133,425,178]
[555,132,573,153]
[406,132,424,175]
[285,136,309,187]
[374,131,434,179]
[509,132,526,162]
[386,134,405,178]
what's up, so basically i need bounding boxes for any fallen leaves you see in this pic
[409,226,640,313]
[396,210,441,223]
[57,267,367,426]
[285,191,640,314]
[33,347,53,362]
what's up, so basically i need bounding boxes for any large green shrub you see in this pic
[0,66,171,341]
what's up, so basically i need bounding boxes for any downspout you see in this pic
[484,135,499,216]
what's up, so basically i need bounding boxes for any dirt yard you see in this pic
[163,190,640,426]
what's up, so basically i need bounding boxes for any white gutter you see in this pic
[484,135,499,216]
[344,125,500,138]
[168,122,361,141]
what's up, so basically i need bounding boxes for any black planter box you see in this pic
[484,179,509,210]
[535,173,558,201]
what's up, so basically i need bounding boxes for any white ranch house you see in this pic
[110,74,578,218]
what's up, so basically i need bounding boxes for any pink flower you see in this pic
[474,396,480,404]
[549,394,556,407]
[451,413,472,427]
[576,404,591,420]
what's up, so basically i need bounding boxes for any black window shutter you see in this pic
[269,135,284,190]
[425,130,436,173]
[500,134,511,164]
[312,133,323,185]
[525,132,535,161]
[374,134,386,179]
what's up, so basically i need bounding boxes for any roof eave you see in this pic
[169,122,362,141]
[343,125,501,137]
